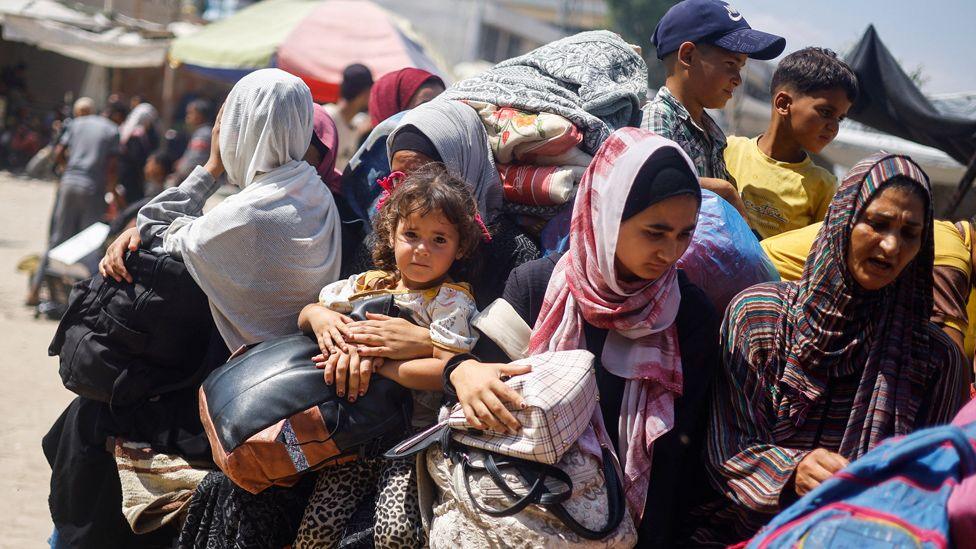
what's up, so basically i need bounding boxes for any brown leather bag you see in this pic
[199,296,413,494]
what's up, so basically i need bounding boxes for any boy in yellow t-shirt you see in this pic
[726,47,858,239]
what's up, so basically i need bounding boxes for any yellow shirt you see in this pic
[725,136,837,239]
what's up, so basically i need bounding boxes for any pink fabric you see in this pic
[311,104,341,192]
[526,127,698,520]
[498,164,583,206]
[368,68,443,127]
[949,398,976,545]
[276,1,446,104]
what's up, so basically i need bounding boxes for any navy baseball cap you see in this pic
[652,0,786,61]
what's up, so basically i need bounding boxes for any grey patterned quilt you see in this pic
[444,30,649,155]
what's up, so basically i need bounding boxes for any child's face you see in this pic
[779,87,852,154]
[393,209,462,289]
[686,43,747,110]
[144,158,164,182]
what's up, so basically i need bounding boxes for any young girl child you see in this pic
[295,162,487,548]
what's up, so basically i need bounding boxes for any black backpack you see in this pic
[49,249,218,410]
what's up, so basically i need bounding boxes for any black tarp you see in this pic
[846,25,976,166]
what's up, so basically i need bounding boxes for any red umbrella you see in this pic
[276,0,448,103]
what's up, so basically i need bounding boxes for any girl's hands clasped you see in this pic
[315,346,381,403]
[344,312,433,359]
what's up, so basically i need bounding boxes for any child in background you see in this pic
[726,48,858,239]
[142,151,174,198]
[642,0,785,216]
[295,162,487,548]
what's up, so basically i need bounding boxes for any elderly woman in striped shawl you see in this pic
[688,153,966,546]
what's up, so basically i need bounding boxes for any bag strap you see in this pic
[543,446,627,540]
[461,456,552,517]
[457,445,626,540]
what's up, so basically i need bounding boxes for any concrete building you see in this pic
[375,0,608,72]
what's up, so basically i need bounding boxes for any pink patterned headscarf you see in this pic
[527,127,699,520]
[311,104,341,192]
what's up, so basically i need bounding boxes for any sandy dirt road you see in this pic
[0,172,77,548]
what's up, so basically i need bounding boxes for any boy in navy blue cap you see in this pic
[641,0,785,216]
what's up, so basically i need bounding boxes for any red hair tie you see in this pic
[375,170,406,211]
[377,170,492,243]
[475,214,492,243]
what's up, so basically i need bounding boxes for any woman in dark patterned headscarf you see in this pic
[688,153,966,546]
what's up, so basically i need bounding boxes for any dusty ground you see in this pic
[0,172,78,548]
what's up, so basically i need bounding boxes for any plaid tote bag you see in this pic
[388,350,635,546]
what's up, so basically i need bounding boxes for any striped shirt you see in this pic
[688,281,964,546]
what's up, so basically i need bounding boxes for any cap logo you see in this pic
[722,1,743,21]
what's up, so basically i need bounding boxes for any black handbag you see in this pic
[199,294,415,493]
[49,249,218,408]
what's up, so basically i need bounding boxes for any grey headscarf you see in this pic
[387,99,504,223]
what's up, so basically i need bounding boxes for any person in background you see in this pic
[306,104,341,192]
[170,99,214,184]
[128,94,145,111]
[142,150,174,198]
[725,48,857,239]
[117,103,159,203]
[689,154,965,546]
[325,63,373,170]
[103,100,129,126]
[26,97,119,306]
[367,68,445,128]
[641,0,785,217]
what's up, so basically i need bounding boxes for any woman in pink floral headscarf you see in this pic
[449,127,722,547]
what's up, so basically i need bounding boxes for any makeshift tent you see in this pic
[846,25,976,215]
[0,0,188,68]
[168,0,448,103]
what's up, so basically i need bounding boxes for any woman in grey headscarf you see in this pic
[386,99,504,224]
[344,99,539,306]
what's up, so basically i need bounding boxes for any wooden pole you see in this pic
[161,61,176,128]
[944,150,976,218]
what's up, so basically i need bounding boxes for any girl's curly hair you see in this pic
[372,163,484,272]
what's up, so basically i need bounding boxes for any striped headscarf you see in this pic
[777,153,938,457]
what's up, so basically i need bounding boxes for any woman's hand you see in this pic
[345,313,433,360]
[299,303,354,357]
[450,359,532,434]
[98,227,141,283]
[316,346,381,402]
[203,104,225,179]
[793,448,849,497]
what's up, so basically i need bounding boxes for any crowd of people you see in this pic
[33,1,976,548]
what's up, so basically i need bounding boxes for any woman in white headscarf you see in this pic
[118,102,159,202]
[104,69,342,352]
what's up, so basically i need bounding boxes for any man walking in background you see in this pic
[26,97,119,306]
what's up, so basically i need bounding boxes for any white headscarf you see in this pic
[387,99,504,223]
[169,69,342,350]
[119,103,157,145]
